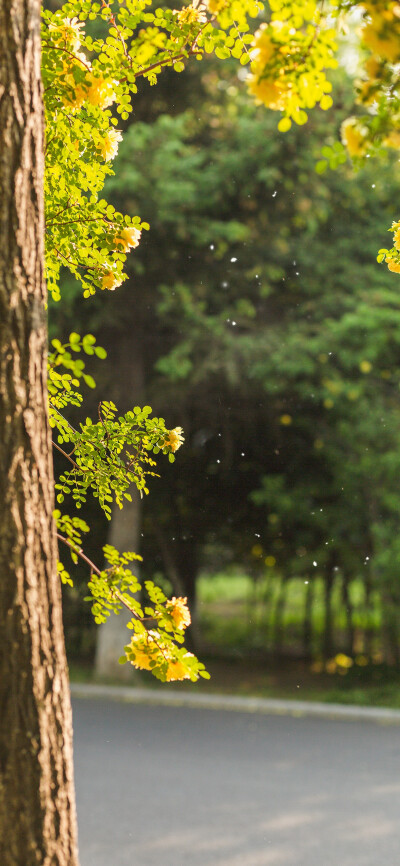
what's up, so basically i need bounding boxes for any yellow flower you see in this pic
[280,414,292,425]
[250,22,277,66]
[357,79,377,105]
[166,597,191,629]
[130,646,153,671]
[394,228,400,249]
[206,0,227,15]
[49,16,84,53]
[387,257,400,273]
[101,271,123,291]
[364,56,383,80]
[362,21,400,62]
[128,632,162,671]
[166,654,193,681]
[87,75,116,109]
[63,79,87,110]
[173,5,206,24]
[115,226,142,251]
[100,129,122,162]
[341,117,368,157]
[164,426,184,452]
[247,23,289,111]
[359,360,372,373]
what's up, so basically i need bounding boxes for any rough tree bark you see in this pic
[0,1,80,863]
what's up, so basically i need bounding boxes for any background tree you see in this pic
[51,57,400,668]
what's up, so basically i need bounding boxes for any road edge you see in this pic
[70,682,400,723]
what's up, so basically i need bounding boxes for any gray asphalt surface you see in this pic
[73,697,400,866]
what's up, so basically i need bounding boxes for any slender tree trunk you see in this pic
[272,576,288,658]
[341,574,354,657]
[322,568,335,660]
[175,536,200,651]
[150,515,185,597]
[262,571,274,649]
[364,570,374,657]
[95,493,141,679]
[0,2,79,863]
[302,579,313,660]
[381,587,400,668]
[95,330,145,679]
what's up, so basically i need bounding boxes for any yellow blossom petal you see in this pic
[100,129,122,162]
[166,597,191,629]
[101,271,123,291]
[115,226,142,251]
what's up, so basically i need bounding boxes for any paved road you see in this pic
[73,697,400,866]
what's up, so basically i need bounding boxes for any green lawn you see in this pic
[69,569,400,708]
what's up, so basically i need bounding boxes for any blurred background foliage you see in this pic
[51,46,400,693]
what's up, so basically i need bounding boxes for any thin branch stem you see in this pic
[42,42,92,72]
[46,217,116,228]
[57,533,102,576]
[56,535,169,660]
[101,0,130,63]
[52,246,96,271]
[53,441,80,470]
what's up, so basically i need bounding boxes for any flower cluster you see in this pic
[340,117,369,157]
[100,129,123,162]
[377,220,400,273]
[162,427,185,452]
[166,596,191,629]
[173,4,207,25]
[43,11,146,298]
[205,0,262,30]
[344,2,400,160]
[114,226,142,252]
[126,631,194,681]
[49,15,84,53]
[101,271,124,291]
[362,1,400,64]
[386,223,400,273]
[247,3,337,129]
[86,75,116,110]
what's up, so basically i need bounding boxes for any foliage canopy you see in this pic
[44,0,400,679]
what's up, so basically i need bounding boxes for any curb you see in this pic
[70,682,400,724]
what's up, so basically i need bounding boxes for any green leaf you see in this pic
[83,374,96,389]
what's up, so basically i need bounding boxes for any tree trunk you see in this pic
[0,2,79,863]
[95,330,145,679]
[363,570,374,657]
[342,574,354,657]
[381,587,400,668]
[322,568,335,660]
[95,494,141,679]
[272,576,288,658]
[302,579,313,660]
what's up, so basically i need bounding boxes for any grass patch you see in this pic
[197,570,381,657]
